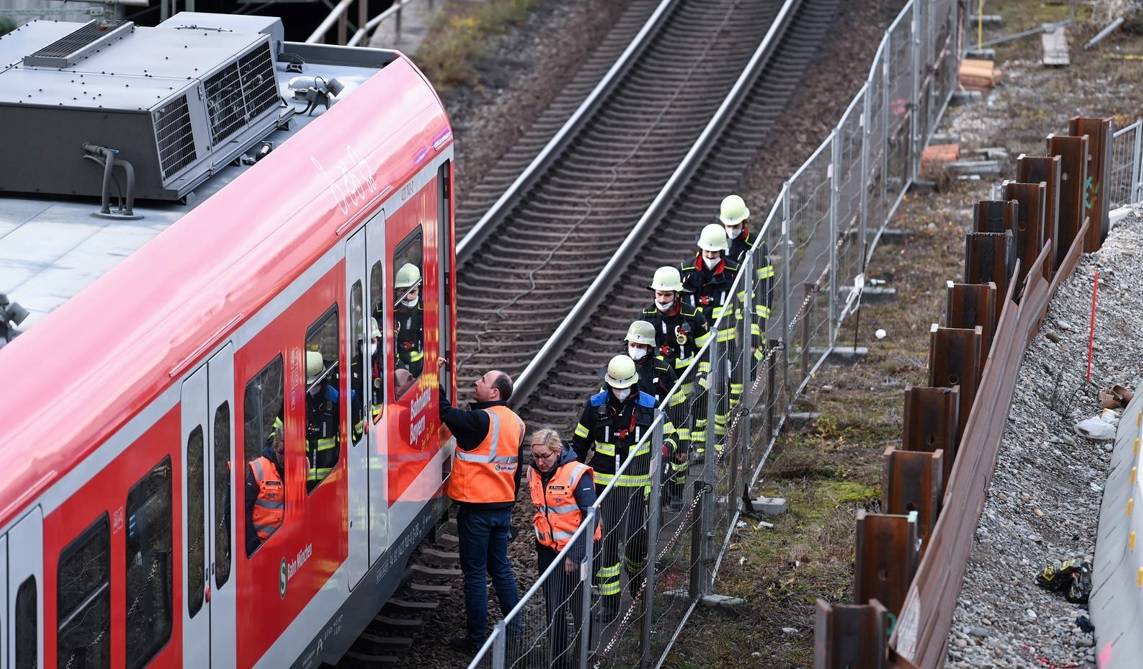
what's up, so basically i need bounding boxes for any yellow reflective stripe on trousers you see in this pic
[598,563,621,578]
[757,264,775,279]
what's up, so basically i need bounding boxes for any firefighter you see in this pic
[625,320,687,508]
[245,417,285,556]
[394,262,424,378]
[681,224,741,455]
[640,266,709,459]
[370,317,384,420]
[571,355,677,621]
[305,350,340,491]
[720,194,775,385]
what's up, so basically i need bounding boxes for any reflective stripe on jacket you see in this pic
[447,404,523,503]
[249,457,284,541]
[529,461,601,552]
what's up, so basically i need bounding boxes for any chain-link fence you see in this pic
[469,1,968,667]
[1110,120,1142,208]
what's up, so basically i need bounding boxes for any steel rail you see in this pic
[453,0,680,267]
[510,0,806,407]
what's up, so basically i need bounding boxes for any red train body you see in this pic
[0,14,455,669]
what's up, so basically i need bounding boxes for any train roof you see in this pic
[0,13,452,529]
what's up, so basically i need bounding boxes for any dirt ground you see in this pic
[665,3,1143,668]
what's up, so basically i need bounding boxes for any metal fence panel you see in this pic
[1109,121,1142,208]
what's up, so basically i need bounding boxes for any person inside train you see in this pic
[394,262,424,379]
[245,416,285,556]
[305,350,340,491]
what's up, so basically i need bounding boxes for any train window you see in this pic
[369,261,387,422]
[392,227,424,397]
[350,281,367,442]
[125,457,173,669]
[305,306,341,493]
[15,576,36,669]
[187,425,205,618]
[214,401,232,588]
[243,356,284,557]
[57,514,110,669]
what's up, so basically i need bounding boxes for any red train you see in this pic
[0,12,455,669]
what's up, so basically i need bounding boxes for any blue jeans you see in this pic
[456,505,520,643]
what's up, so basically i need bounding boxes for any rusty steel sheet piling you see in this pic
[964,230,1016,300]
[1047,133,1089,265]
[1001,181,1047,285]
[946,281,998,357]
[855,510,920,615]
[882,447,944,553]
[928,325,983,444]
[814,599,890,669]
[1016,155,1062,273]
[902,386,960,485]
[972,199,1019,235]
[1068,116,1113,251]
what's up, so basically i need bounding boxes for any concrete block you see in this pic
[810,346,870,363]
[701,593,747,610]
[751,496,788,516]
[838,286,897,303]
[951,90,983,106]
[966,47,996,60]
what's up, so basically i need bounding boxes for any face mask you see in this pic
[370,342,378,356]
[725,226,743,239]
[703,255,720,269]
[402,295,418,308]
[628,345,648,361]
[611,387,631,402]
[655,298,674,312]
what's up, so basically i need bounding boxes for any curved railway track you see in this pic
[455,0,788,381]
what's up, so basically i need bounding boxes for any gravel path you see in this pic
[946,211,1143,668]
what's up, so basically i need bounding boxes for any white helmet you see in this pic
[650,266,684,292]
[370,317,381,340]
[305,350,325,384]
[698,223,729,252]
[604,355,639,389]
[719,194,750,226]
[395,263,421,290]
[625,320,656,346]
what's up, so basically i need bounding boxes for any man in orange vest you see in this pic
[245,417,285,556]
[440,370,524,653]
[528,428,599,669]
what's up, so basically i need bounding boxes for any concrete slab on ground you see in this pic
[367,0,442,55]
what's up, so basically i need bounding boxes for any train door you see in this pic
[208,346,237,669]
[7,507,43,669]
[365,210,391,561]
[345,228,369,588]
[180,346,238,669]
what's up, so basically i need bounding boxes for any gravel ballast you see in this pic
[946,211,1143,668]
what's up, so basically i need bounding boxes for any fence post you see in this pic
[859,81,871,266]
[828,129,840,345]
[910,1,921,184]
[1133,122,1143,203]
[358,0,368,44]
[640,416,665,667]
[781,187,792,404]
[738,255,755,487]
[579,508,596,669]
[692,337,720,597]
[396,0,403,42]
[491,621,507,669]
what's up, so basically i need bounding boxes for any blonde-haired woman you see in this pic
[527,428,600,668]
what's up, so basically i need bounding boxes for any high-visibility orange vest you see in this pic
[447,405,523,504]
[529,460,601,552]
[249,457,284,541]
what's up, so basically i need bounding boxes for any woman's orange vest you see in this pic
[249,457,284,541]
[447,405,523,504]
[529,460,601,552]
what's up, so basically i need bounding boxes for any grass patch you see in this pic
[415,0,537,91]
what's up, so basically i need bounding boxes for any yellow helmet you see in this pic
[395,263,421,290]
[305,350,325,384]
[719,194,750,226]
[698,223,729,252]
[625,320,656,346]
[650,266,684,292]
[604,355,639,389]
